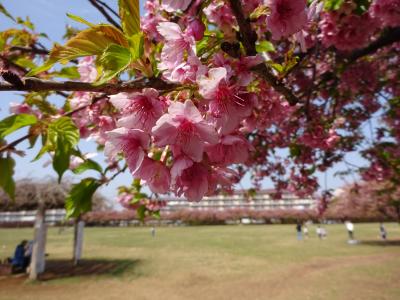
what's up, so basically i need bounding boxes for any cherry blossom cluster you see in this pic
[95,0,400,203]
[5,0,399,206]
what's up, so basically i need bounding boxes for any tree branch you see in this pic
[228,0,300,106]
[9,46,49,56]
[88,0,122,30]
[0,77,178,94]
[347,27,400,63]
[95,0,120,19]
[0,133,32,153]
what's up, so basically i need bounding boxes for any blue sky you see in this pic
[0,0,368,206]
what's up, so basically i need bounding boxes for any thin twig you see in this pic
[88,0,122,30]
[0,133,32,153]
[95,0,120,19]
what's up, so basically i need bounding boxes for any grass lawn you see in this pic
[0,223,400,300]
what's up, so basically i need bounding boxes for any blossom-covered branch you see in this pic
[228,0,300,106]
[0,77,178,94]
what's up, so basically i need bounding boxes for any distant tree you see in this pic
[0,178,110,212]
[324,181,400,222]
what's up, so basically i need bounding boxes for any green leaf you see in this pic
[54,66,80,79]
[289,144,301,157]
[0,114,37,139]
[0,156,15,199]
[271,63,284,73]
[127,32,144,60]
[16,16,34,31]
[48,117,79,146]
[27,25,128,76]
[25,93,58,114]
[95,43,131,85]
[136,204,146,220]
[66,13,95,27]
[53,136,72,181]
[249,5,269,20]
[118,0,140,37]
[72,159,103,174]
[35,117,79,180]
[49,117,79,181]
[13,57,37,69]
[354,0,371,14]
[324,0,345,10]
[0,3,15,21]
[65,178,101,218]
[255,41,275,53]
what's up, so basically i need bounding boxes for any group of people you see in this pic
[296,223,327,240]
[296,221,388,242]
[8,240,33,273]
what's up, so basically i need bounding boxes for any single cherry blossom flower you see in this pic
[134,157,171,194]
[110,88,165,131]
[206,135,253,165]
[152,100,218,162]
[105,128,150,173]
[266,0,308,40]
[171,156,209,201]
[157,22,195,71]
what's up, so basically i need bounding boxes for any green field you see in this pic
[1,223,400,300]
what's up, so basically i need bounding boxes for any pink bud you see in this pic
[187,19,205,41]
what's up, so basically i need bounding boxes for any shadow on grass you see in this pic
[360,240,400,247]
[38,258,141,281]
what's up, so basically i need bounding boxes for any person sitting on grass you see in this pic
[11,240,28,273]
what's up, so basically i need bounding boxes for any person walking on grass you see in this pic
[316,225,323,240]
[296,222,303,241]
[345,220,355,241]
[303,224,309,239]
[380,223,387,240]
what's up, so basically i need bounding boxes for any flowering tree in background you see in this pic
[0,0,399,219]
[324,181,400,222]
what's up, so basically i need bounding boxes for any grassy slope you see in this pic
[0,223,399,300]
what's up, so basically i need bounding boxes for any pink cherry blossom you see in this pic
[207,166,240,195]
[9,102,33,114]
[198,67,254,134]
[320,11,376,51]
[105,128,150,173]
[78,56,97,82]
[186,18,205,41]
[134,157,171,194]
[110,88,165,131]
[266,0,308,40]
[370,0,400,27]
[163,55,207,84]
[203,2,237,38]
[117,192,135,209]
[206,135,253,165]
[171,156,208,201]
[152,100,218,162]
[161,0,191,12]
[70,92,92,110]
[157,22,195,71]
